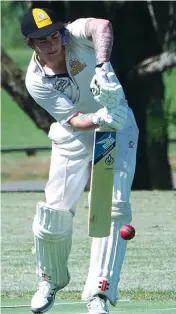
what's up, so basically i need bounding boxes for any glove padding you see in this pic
[90,62,126,109]
[92,106,128,131]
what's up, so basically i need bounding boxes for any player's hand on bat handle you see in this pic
[92,106,127,130]
[90,61,126,109]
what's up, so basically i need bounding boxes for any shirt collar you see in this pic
[32,52,46,76]
[32,51,71,79]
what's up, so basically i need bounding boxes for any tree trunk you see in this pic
[1,47,54,134]
[145,73,172,189]
[125,72,172,189]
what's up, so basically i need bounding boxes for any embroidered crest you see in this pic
[70,58,86,76]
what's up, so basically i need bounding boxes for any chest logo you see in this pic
[70,58,86,76]
[53,79,70,93]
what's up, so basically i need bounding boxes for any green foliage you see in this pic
[164,68,176,139]
[1,1,27,49]
[147,108,167,145]
[147,68,176,144]
[7,48,33,71]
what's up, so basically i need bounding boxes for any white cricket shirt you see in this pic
[25,18,103,128]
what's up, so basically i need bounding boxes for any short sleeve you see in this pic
[66,18,94,48]
[26,76,77,125]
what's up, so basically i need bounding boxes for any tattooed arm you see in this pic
[68,108,121,131]
[84,19,126,111]
[68,112,97,130]
[85,19,113,65]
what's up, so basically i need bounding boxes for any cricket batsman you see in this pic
[20,7,139,314]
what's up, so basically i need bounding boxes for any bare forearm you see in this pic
[68,112,98,130]
[85,19,113,64]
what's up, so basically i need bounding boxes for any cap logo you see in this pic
[38,12,47,22]
[32,8,52,28]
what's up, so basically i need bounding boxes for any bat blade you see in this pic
[88,130,116,238]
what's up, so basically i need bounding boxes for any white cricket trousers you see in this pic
[42,107,139,304]
[45,107,139,211]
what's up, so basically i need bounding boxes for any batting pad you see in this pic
[33,202,73,288]
[82,202,131,306]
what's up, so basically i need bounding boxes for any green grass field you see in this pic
[1,191,176,313]
[1,300,176,314]
[1,89,50,147]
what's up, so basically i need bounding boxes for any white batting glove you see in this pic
[92,106,128,130]
[90,62,126,109]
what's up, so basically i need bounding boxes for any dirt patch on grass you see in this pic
[2,153,176,184]
[169,156,176,171]
[1,155,50,181]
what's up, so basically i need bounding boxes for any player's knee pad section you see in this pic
[82,217,127,306]
[112,201,132,225]
[33,202,73,288]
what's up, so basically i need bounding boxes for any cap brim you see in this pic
[29,21,64,39]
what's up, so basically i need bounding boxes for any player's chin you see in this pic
[46,51,60,62]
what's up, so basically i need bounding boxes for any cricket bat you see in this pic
[88,130,116,238]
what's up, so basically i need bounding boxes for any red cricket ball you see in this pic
[120,224,135,240]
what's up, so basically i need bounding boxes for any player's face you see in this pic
[33,31,63,62]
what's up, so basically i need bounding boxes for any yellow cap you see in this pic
[32,8,52,29]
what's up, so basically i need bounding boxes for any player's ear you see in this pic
[25,37,34,49]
